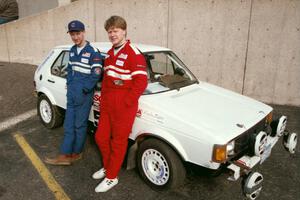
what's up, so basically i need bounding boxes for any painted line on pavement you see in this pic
[14,132,70,200]
[0,109,36,133]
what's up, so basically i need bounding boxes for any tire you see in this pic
[137,138,186,190]
[37,94,64,129]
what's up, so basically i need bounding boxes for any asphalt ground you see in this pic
[0,62,36,122]
[0,62,299,200]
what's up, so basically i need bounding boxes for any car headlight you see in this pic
[212,141,235,163]
[227,141,235,156]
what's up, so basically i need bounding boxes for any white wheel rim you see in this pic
[141,148,170,186]
[39,99,52,123]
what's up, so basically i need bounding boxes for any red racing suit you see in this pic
[95,40,148,179]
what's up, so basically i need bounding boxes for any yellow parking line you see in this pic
[14,132,71,200]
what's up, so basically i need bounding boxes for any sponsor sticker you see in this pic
[118,53,128,59]
[81,58,89,64]
[113,80,124,85]
[94,68,101,75]
[82,52,91,57]
[93,57,101,61]
[116,60,124,67]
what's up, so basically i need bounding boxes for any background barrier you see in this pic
[0,0,299,106]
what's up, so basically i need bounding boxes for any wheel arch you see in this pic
[126,131,188,170]
[37,87,57,106]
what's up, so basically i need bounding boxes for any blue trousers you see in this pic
[60,84,93,154]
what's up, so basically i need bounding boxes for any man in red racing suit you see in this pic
[93,16,148,192]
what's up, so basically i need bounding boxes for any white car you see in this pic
[34,42,298,199]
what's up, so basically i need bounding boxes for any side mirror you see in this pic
[51,66,60,75]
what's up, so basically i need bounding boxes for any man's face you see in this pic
[107,27,126,47]
[69,31,85,46]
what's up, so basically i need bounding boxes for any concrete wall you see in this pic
[0,26,9,62]
[17,0,58,18]
[95,0,169,47]
[0,0,299,106]
[244,0,300,106]
[3,0,95,64]
[168,0,251,93]
[17,0,75,18]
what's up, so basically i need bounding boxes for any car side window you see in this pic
[51,51,70,78]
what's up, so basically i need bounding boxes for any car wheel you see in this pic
[37,94,63,129]
[137,138,186,190]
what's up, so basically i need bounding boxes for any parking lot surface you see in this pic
[0,62,299,200]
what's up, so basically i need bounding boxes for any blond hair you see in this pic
[104,15,127,31]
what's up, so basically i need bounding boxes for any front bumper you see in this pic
[226,116,297,181]
[227,134,277,181]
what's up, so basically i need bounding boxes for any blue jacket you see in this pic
[67,41,103,93]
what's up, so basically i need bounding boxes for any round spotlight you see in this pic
[283,132,298,154]
[242,171,264,200]
[254,132,268,157]
[276,116,287,137]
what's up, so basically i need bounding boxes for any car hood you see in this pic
[140,82,272,143]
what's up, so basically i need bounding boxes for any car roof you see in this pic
[54,42,171,53]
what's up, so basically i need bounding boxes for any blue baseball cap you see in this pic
[67,20,85,33]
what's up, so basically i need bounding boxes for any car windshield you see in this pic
[144,51,198,94]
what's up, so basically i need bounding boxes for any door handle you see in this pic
[47,79,55,83]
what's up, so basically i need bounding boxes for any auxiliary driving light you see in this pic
[276,116,287,137]
[283,132,298,154]
[254,132,268,157]
[242,171,264,200]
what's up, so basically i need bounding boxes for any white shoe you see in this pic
[95,177,119,193]
[92,168,106,180]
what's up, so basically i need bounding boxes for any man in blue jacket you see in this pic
[45,20,103,165]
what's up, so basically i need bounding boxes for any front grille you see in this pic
[233,118,267,158]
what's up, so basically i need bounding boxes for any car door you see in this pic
[47,51,69,109]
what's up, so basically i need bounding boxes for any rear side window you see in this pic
[51,51,70,78]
